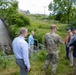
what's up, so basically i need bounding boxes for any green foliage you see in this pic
[35,50,47,62]
[0,13,73,75]
[48,0,76,23]
[0,0,30,38]
[7,13,30,27]
[70,20,76,27]
[55,11,62,22]
[48,15,55,20]
[35,33,43,43]
[0,0,30,26]
[8,25,19,38]
[0,54,10,69]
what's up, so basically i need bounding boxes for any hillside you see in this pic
[0,14,74,75]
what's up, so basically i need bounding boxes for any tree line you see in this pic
[48,0,76,25]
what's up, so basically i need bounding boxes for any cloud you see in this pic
[17,0,52,15]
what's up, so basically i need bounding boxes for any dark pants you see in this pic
[16,59,28,75]
[66,46,69,59]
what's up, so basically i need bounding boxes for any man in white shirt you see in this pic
[12,28,31,75]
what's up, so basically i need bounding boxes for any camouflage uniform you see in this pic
[44,32,64,74]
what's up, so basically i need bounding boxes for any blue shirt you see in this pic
[28,34,34,47]
[12,36,30,68]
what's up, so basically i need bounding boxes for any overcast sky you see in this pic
[17,0,53,15]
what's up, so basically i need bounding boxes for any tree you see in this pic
[48,0,76,23]
[0,0,30,38]
[0,0,18,18]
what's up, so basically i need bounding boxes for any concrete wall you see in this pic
[0,19,12,50]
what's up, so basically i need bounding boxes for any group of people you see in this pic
[12,24,76,75]
[65,27,76,75]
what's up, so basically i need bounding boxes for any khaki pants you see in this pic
[69,47,73,66]
[29,45,34,59]
[73,57,76,75]
[44,53,59,74]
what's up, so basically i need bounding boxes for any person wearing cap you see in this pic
[43,24,64,75]
[69,28,76,75]
[64,27,73,59]
[68,28,75,67]
[12,28,31,75]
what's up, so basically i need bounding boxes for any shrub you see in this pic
[35,33,43,43]
[0,54,9,69]
[7,13,30,27]
[8,25,19,38]
[70,20,76,27]
[36,50,47,62]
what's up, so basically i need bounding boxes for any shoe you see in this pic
[51,73,55,75]
[51,72,56,75]
[42,71,46,75]
[69,64,73,67]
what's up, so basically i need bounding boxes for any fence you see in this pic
[26,38,45,53]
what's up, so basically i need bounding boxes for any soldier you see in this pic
[43,24,64,75]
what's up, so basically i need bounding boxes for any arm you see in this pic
[44,35,47,49]
[64,36,68,45]
[69,33,73,40]
[64,34,68,45]
[21,42,30,69]
[68,36,74,47]
[70,40,76,47]
[58,35,64,44]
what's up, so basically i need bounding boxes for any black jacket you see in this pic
[70,40,76,58]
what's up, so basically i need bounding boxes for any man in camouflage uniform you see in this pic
[43,25,64,75]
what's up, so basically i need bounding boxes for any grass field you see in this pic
[0,14,74,75]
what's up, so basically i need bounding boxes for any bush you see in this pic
[70,20,76,27]
[8,25,19,38]
[0,0,30,27]
[7,13,30,27]
[35,33,43,43]
[35,50,47,62]
[0,54,9,69]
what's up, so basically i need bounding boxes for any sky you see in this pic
[17,0,53,15]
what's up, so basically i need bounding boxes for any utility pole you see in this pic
[43,6,46,18]
[68,0,69,24]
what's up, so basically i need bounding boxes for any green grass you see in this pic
[0,48,74,75]
[0,14,73,75]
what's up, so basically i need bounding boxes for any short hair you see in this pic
[31,31,34,33]
[20,27,27,34]
[50,24,57,29]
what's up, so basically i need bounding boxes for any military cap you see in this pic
[50,24,57,29]
[66,27,71,31]
[50,24,59,30]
